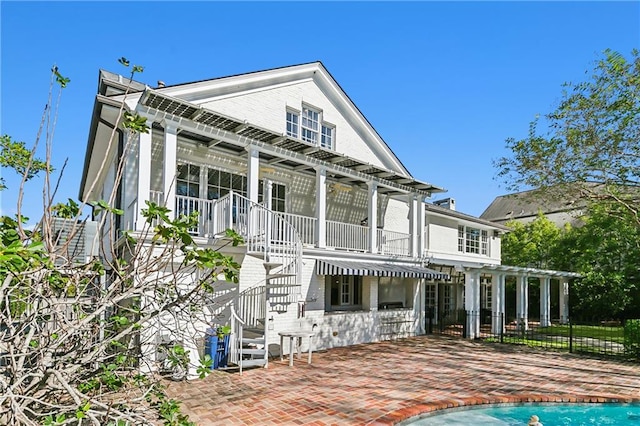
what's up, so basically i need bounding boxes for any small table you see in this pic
[278,331,315,366]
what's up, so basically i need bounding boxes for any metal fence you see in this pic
[428,310,640,361]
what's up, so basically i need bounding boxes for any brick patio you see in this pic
[164,336,640,425]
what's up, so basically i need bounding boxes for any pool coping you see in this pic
[376,395,640,425]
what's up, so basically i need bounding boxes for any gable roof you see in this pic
[480,185,589,224]
[149,61,414,177]
[80,63,446,201]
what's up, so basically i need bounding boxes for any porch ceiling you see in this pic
[139,90,444,197]
[316,259,450,280]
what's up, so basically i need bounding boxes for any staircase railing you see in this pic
[207,192,302,288]
[207,191,302,369]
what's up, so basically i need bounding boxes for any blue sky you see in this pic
[1,1,638,222]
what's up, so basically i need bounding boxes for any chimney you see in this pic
[157,80,166,88]
[433,198,456,211]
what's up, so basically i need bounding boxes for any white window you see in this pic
[207,169,246,200]
[321,125,334,149]
[458,225,488,255]
[426,283,436,308]
[177,164,200,198]
[482,279,492,309]
[286,110,299,138]
[443,284,452,315]
[301,107,319,144]
[258,181,286,212]
[327,275,362,311]
[286,105,336,150]
[481,230,489,255]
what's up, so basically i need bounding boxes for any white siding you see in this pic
[199,81,386,169]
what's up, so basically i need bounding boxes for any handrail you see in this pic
[229,305,245,372]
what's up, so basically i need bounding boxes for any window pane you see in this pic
[232,174,244,191]
[331,278,340,306]
[286,111,299,137]
[189,165,200,181]
[188,183,199,198]
[321,125,333,149]
[353,277,362,305]
[220,171,231,189]
[176,181,188,196]
[208,169,219,185]
[177,164,189,180]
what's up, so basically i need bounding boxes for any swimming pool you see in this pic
[404,403,640,425]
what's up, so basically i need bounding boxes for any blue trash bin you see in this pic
[206,334,230,369]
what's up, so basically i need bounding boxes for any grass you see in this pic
[537,324,625,342]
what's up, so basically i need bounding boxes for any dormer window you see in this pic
[285,105,335,150]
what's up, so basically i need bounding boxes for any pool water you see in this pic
[407,403,640,425]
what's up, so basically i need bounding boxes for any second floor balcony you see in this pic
[131,191,414,258]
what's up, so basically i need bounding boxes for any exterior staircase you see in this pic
[209,191,302,373]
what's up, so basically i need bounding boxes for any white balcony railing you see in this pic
[327,221,369,252]
[152,192,412,257]
[377,229,410,256]
[275,212,316,246]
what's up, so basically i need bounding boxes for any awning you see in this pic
[316,259,449,280]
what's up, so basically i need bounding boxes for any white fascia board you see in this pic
[312,67,411,177]
[159,64,319,100]
[182,79,314,105]
[427,209,509,232]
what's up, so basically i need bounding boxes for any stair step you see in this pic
[263,262,283,269]
[266,273,297,280]
[241,348,266,356]
[267,293,290,299]
[240,358,267,368]
[211,280,237,292]
[244,327,265,335]
[242,337,265,345]
[266,283,301,288]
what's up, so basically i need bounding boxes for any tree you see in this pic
[495,49,640,226]
[557,203,640,319]
[501,212,566,269]
[0,61,241,425]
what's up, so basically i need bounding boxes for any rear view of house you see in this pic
[80,62,577,376]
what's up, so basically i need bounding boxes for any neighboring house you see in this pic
[480,187,588,227]
[80,62,578,376]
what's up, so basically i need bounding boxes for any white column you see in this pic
[246,147,260,204]
[491,273,505,334]
[540,276,551,327]
[464,270,481,339]
[162,123,178,214]
[264,179,273,210]
[409,194,419,257]
[368,182,378,254]
[417,200,426,256]
[559,278,569,324]
[315,167,327,248]
[136,123,152,231]
[516,275,529,331]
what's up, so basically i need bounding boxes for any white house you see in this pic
[80,62,579,375]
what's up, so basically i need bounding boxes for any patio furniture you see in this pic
[278,330,315,367]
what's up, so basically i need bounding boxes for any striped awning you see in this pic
[316,259,449,280]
